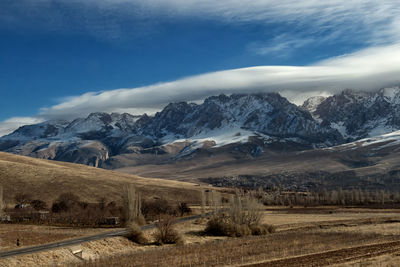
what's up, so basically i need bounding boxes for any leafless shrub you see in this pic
[125,222,148,245]
[153,215,182,245]
[228,193,263,226]
[205,193,266,237]
[250,224,276,235]
[205,216,251,237]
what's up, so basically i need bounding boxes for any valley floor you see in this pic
[2,206,400,266]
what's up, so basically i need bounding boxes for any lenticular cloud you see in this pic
[1,43,400,137]
[39,44,400,119]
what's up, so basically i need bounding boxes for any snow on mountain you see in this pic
[6,87,400,168]
[169,126,255,149]
[327,129,400,153]
[359,130,400,148]
[0,92,345,167]
[146,93,342,146]
[305,86,400,141]
[301,96,326,114]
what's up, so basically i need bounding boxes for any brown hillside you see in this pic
[0,152,204,205]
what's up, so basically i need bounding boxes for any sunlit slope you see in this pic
[0,152,202,205]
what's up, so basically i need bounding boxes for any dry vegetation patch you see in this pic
[77,231,396,267]
[4,208,400,266]
[0,224,110,251]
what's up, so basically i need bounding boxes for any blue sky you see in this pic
[1,0,400,136]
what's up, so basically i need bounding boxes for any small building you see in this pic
[0,214,11,222]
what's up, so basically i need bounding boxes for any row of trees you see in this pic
[123,184,192,224]
[7,184,192,226]
[259,188,400,206]
[5,183,400,229]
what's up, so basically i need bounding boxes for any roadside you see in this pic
[2,207,400,266]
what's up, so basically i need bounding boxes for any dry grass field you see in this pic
[0,152,209,205]
[113,143,400,186]
[2,151,400,266]
[0,224,111,251]
[2,206,400,266]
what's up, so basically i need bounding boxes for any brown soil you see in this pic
[246,240,400,267]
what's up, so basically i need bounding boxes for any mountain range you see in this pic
[1,86,400,190]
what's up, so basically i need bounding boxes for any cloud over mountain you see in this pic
[1,0,400,136]
[39,44,400,118]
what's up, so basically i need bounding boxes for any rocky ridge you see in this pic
[1,88,400,168]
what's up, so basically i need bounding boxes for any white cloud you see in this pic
[1,1,400,136]
[116,0,400,44]
[247,34,314,57]
[2,1,400,46]
[35,43,400,118]
[1,43,400,136]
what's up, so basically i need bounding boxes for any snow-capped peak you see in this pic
[302,96,327,113]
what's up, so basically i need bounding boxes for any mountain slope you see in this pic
[114,130,400,191]
[0,93,342,168]
[2,88,400,177]
[0,151,203,205]
[2,88,400,192]
[306,87,400,140]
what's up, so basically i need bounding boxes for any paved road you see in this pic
[0,213,206,259]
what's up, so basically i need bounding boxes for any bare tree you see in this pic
[201,190,206,218]
[153,215,182,245]
[124,184,144,224]
[211,190,221,215]
[0,185,3,216]
[229,193,262,226]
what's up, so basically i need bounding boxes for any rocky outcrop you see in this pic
[305,87,400,140]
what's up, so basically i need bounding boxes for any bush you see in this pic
[205,216,251,237]
[142,198,178,220]
[153,216,182,245]
[125,222,148,245]
[205,194,273,237]
[177,202,191,216]
[250,224,276,235]
[51,201,68,213]
[266,224,276,234]
[51,192,81,213]
[205,217,274,237]
[30,199,47,210]
[132,214,146,226]
[204,217,230,236]
[58,192,80,206]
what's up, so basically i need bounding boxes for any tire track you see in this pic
[245,240,400,267]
